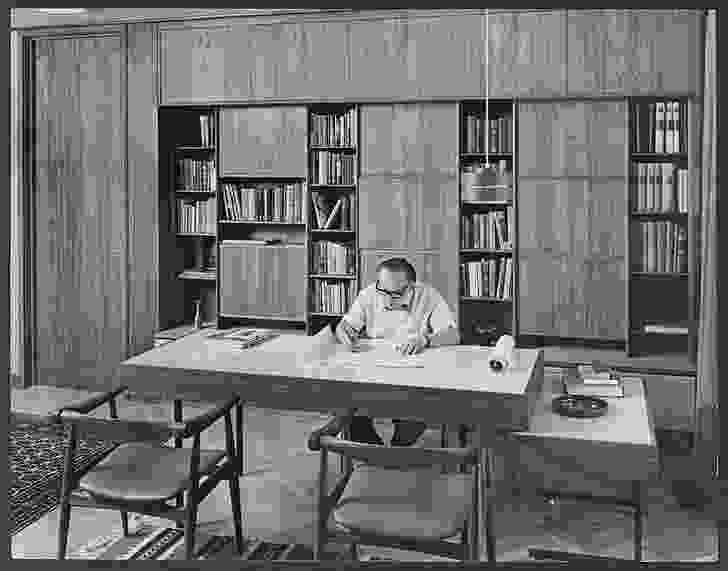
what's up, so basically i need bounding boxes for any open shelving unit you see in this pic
[627,97,698,362]
[458,100,518,346]
[306,104,359,335]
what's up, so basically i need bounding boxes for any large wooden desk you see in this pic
[119,329,545,561]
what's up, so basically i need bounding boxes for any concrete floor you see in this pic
[10,386,720,561]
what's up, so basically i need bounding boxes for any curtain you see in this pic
[694,9,718,481]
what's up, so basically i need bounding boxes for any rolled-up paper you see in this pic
[489,334,515,372]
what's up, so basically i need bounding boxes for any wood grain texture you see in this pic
[518,101,627,178]
[487,10,567,98]
[220,106,307,177]
[359,250,459,323]
[358,103,458,250]
[126,23,159,357]
[629,10,702,96]
[566,10,632,96]
[517,179,626,340]
[219,243,306,319]
[34,34,127,391]
[348,14,485,100]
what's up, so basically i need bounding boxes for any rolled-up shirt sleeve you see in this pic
[426,290,457,335]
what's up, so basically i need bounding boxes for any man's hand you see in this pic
[395,334,427,356]
[335,320,360,351]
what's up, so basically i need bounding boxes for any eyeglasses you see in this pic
[375,280,411,299]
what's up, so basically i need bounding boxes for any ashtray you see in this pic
[551,395,608,418]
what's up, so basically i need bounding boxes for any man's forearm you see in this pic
[427,326,460,348]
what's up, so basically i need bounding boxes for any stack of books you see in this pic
[562,363,624,398]
[206,328,278,349]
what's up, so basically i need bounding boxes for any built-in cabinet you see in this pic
[566,10,703,97]
[33,32,127,391]
[517,101,628,341]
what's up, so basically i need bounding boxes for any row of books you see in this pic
[311,151,356,186]
[220,183,304,223]
[632,163,689,213]
[199,114,216,148]
[635,221,688,274]
[460,258,513,300]
[177,198,217,235]
[175,158,217,193]
[310,241,356,275]
[311,193,355,230]
[462,114,514,154]
[461,209,513,250]
[310,109,357,147]
[310,279,356,314]
[633,100,687,154]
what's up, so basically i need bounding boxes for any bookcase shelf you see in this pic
[306,105,359,332]
[627,97,697,362]
[458,100,518,346]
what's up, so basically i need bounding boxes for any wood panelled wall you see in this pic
[159,9,702,104]
[34,33,127,390]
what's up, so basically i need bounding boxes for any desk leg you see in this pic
[236,402,244,476]
[633,480,643,562]
[475,429,496,562]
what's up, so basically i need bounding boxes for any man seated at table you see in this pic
[335,257,460,446]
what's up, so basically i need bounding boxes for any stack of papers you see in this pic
[206,328,278,349]
[563,365,624,398]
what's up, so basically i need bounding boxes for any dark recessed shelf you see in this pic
[461,200,512,207]
[308,274,356,279]
[218,313,306,323]
[175,146,215,152]
[310,228,355,233]
[309,312,345,317]
[631,272,689,278]
[220,220,305,225]
[176,189,216,195]
[309,184,356,190]
[178,270,216,281]
[461,248,513,255]
[631,153,688,160]
[177,233,216,238]
[630,211,688,217]
[461,297,512,303]
[460,152,513,159]
[309,146,356,152]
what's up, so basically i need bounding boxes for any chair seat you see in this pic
[332,465,473,540]
[79,443,226,503]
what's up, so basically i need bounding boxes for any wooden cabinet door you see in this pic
[567,10,702,97]
[34,34,127,391]
[359,250,459,321]
[488,10,567,98]
[220,243,306,319]
[629,10,702,96]
[358,103,458,250]
[518,179,626,340]
[518,100,627,178]
[219,107,307,177]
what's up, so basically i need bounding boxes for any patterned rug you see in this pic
[9,418,119,536]
[70,522,342,561]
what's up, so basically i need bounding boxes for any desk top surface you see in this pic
[123,329,543,398]
[515,376,656,448]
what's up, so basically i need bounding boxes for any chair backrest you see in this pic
[56,411,176,444]
[318,435,479,470]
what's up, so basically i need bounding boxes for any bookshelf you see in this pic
[628,97,697,361]
[158,108,219,331]
[458,100,517,346]
[306,105,359,334]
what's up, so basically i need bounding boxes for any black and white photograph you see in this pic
[8,7,720,563]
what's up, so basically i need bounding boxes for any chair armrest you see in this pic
[57,410,178,442]
[308,409,356,451]
[175,395,241,439]
[318,436,479,470]
[56,386,128,415]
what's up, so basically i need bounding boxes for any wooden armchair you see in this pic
[53,386,243,560]
[308,409,482,562]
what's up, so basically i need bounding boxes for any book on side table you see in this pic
[562,364,624,398]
